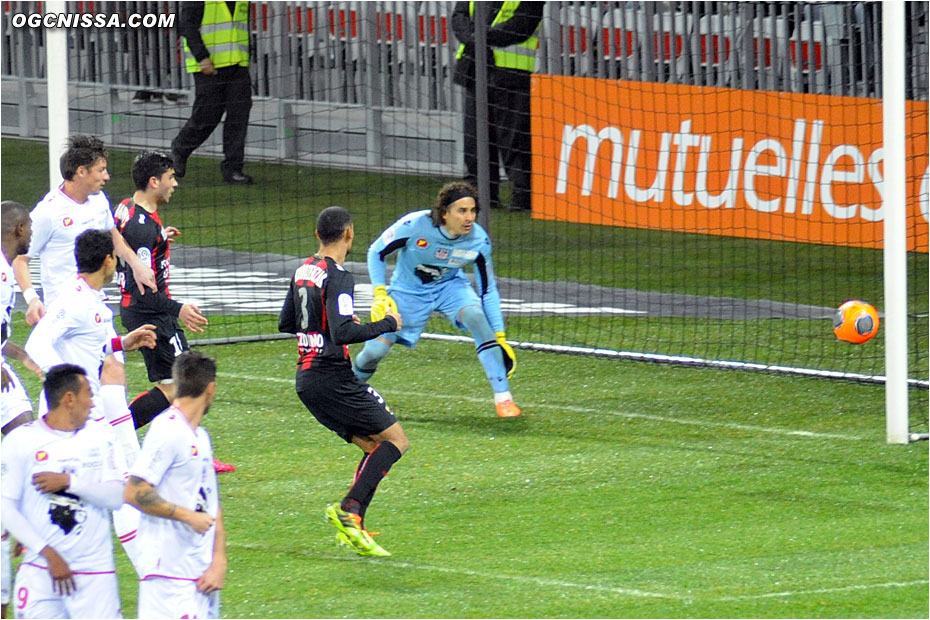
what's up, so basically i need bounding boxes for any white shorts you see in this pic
[138,576,220,619]
[1,362,33,428]
[1,531,10,606]
[13,561,121,618]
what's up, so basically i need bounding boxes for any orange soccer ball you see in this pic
[833,300,880,344]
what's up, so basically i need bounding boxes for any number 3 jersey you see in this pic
[0,418,125,573]
[128,407,218,580]
[278,255,398,372]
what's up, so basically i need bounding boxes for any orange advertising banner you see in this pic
[531,75,929,253]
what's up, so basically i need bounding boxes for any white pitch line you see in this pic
[229,542,926,603]
[216,372,867,441]
[715,579,929,601]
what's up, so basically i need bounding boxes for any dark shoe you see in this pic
[171,151,187,178]
[131,90,151,103]
[224,172,253,185]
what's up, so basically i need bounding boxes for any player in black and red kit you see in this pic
[278,206,406,557]
[115,152,233,474]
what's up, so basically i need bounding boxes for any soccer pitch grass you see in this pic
[16,334,926,618]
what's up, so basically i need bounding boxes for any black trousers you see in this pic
[171,64,252,175]
[463,78,532,210]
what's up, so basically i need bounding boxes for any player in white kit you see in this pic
[12,135,155,324]
[1,200,44,619]
[12,135,157,485]
[1,364,126,619]
[24,229,156,574]
[124,351,227,619]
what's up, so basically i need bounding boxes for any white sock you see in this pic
[494,391,514,404]
[112,504,143,576]
[99,384,141,467]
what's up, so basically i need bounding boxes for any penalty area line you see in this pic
[229,542,926,603]
[217,372,866,441]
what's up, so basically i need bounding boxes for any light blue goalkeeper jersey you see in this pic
[367,209,505,333]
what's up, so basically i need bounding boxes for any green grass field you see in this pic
[2,135,927,617]
[8,325,929,619]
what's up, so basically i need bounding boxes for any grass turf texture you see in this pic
[9,328,929,618]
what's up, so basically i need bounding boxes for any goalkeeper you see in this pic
[353,181,521,418]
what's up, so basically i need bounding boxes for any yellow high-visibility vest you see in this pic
[184,1,250,73]
[456,1,540,72]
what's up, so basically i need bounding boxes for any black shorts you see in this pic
[120,308,188,383]
[296,368,397,443]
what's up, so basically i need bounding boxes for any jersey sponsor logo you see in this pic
[294,262,327,288]
[94,313,102,323]
[434,248,450,260]
[416,238,429,248]
[138,213,146,224]
[337,292,354,316]
[414,264,443,284]
[62,217,73,227]
[192,445,198,456]
[451,249,478,260]
[35,450,48,462]
[1,273,6,282]
[137,247,151,263]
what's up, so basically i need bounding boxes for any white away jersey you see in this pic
[27,186,114,305]
[0,253,15,365]
[130,408,219,580]
[24,277,114,395]
[0,417,124,573]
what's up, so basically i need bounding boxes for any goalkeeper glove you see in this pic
[370,285,398,322]
[495,331,516,379]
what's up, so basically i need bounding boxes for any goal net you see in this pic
[1,1,926,437]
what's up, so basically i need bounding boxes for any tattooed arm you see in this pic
[123,475,216,534]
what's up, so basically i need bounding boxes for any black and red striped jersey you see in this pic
[113,198,182,317]
[278,254,397,372]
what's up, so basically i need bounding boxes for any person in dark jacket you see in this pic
[171,1,253,185]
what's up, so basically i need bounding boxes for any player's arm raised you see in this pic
[124,475,215,534]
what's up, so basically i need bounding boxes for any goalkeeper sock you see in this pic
[99,384,141,466]
[129,387,171,429]
[476,340,509,393]
[353,338,392,382]
[344,441,402,515]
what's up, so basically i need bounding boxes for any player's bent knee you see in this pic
[378,423,409,454]
[100,355,126,384]
[459,305,494,341]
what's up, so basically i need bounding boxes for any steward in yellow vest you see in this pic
[172,1,254,185]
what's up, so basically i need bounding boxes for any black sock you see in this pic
[129,387,171,429]
[351,453,371,522]
[344,441,402,518]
